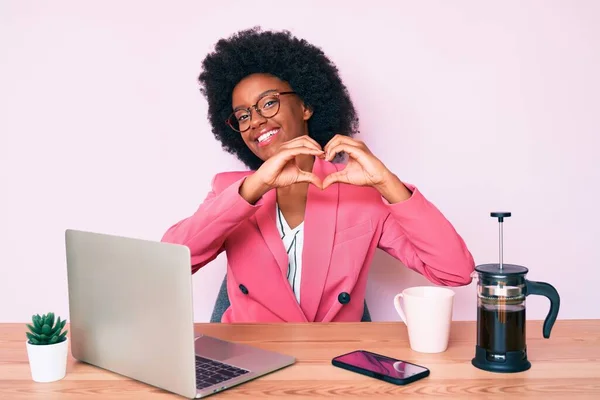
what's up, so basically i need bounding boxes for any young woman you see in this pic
[162,28,475,323]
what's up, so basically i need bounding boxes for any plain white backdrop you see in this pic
[1,1,598,323]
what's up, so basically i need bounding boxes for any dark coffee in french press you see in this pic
[472,212,560,373]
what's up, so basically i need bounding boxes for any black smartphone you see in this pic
[332,350,430,385]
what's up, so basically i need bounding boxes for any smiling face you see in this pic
[230,73,313,161]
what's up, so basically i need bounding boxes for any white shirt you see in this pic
[275,204,304,303]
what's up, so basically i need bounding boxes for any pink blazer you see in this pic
[161,157,475,323]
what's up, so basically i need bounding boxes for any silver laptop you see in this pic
[64,229,295,399]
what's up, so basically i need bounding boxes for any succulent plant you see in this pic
[26,312,68,345]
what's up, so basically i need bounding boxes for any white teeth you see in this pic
[257,129,278,143]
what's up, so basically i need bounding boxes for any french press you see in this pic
[472,212,560,373]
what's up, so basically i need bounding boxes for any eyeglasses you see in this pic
[226,91,296,133]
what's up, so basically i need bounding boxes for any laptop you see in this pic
[64,229,295,398]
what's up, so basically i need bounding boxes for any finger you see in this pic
[281,146,324,161]
[322,170,349,190]
[296,170,323,189]
[323,134,343,154]
[325,143,365,162]
[324,135,362,153]
[282,135,322,151]
[296,135,322,151]
[281,139,321,152]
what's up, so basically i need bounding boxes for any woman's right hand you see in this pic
[239,136,324,204]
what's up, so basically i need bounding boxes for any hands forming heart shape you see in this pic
[255,135,392,191]
[239,135,412,205]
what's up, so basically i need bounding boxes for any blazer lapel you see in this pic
[255,189,288,275]
[255,188,308,322]
[300,157,339,322]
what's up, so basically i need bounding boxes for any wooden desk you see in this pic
[1,320,599,399]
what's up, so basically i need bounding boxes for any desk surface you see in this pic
[1,320,599,399]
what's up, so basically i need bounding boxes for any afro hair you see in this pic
[198,27,360,170]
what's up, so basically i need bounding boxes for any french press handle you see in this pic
[525,280,561,338]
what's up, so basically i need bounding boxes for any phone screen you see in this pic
[334,350,428,379]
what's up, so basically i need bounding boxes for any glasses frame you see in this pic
[225,91,296,133]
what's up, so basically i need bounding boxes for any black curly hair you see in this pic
[198,27,360,170]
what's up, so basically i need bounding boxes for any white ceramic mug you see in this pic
[393,286,455,353]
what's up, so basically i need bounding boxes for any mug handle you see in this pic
[393,294,408,324]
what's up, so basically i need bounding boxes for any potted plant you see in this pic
[25,312,69,382]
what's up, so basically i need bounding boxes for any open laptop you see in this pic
[64,229,295,398]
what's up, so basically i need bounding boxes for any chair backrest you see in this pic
[210,275,372,322]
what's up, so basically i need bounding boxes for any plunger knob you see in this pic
[491,212,511,222]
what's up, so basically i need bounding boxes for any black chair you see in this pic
[210,275,372,322]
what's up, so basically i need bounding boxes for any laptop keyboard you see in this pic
[195,355,250,389]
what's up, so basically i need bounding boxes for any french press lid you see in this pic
[476,263,528,277]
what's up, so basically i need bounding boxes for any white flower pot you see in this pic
[25,337,68,382]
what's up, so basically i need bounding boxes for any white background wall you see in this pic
[1,1,598,323]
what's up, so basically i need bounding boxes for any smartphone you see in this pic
[331,350,430,385]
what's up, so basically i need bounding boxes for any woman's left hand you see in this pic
[321,135,412,203]
[321,135,389,189]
